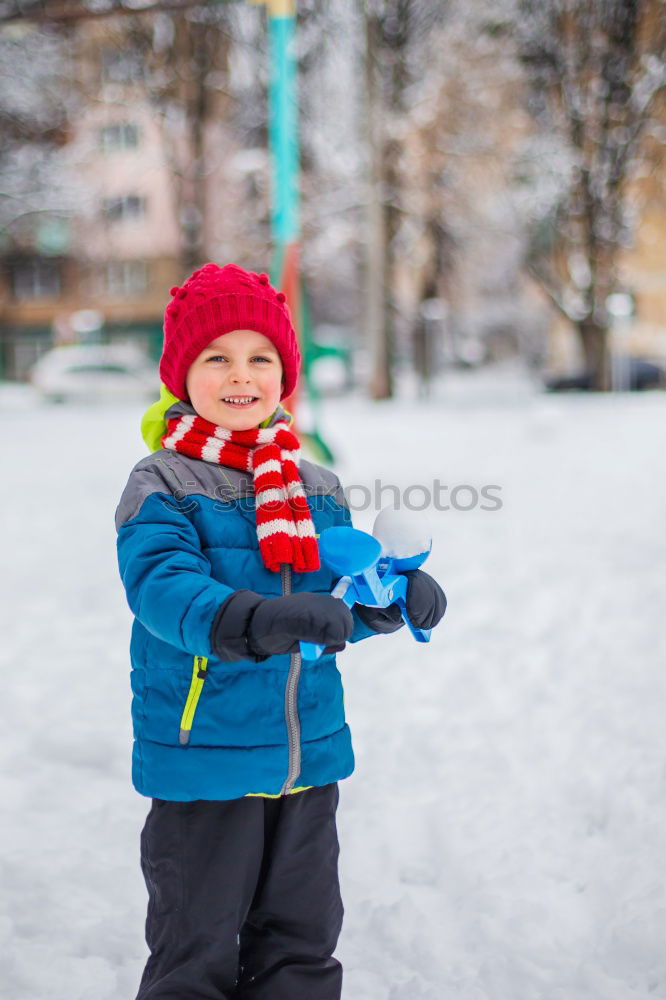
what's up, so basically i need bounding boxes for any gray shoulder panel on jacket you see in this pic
[116,454,181,531]
[116,451,345,531]
[299,460,348,509]
[116,452,250,531]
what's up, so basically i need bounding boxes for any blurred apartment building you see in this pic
[0,13,255,381]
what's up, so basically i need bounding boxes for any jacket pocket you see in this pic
[179,655,209,746]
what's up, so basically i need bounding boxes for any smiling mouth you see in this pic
[221,396,259,407]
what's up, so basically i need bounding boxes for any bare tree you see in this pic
[362,0,448,399]
[0,25,79,246]
[519,0,666,389]
[117,6,233,274]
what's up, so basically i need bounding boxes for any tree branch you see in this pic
[526,261,578,324]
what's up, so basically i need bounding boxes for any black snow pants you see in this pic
[135,782,344,1000]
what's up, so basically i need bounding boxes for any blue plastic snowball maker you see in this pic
[300,525,433,661]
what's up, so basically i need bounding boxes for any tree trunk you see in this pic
[578,318,611,391]
[182,18,209,273]
[363,5,392,400]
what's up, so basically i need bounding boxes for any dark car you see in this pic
[545,357,665,392]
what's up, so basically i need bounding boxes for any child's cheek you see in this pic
[263,369,282,394]
[200,370,222,395]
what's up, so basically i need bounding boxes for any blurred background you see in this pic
[1,3,666,999]
[0,0,664,402]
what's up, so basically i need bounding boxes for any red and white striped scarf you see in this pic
[162,414,320,574]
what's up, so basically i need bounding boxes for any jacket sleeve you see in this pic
[117,488,236,657]
[329,477,389,644]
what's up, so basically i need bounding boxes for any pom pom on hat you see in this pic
[159,263,300,401]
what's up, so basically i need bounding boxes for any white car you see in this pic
[30,343,160,402]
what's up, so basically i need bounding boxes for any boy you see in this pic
[115,263,446,999]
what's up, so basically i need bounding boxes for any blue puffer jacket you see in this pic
[115,402,377,802]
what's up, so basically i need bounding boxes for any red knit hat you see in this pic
[160,262,300,401]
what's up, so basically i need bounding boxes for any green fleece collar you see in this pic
[141,384,180,452]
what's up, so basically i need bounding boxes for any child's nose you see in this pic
[229,362,251,382]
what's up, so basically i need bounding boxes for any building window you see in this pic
[102,195,146,222]
[101,47,144,84]
[100,122,140,152]
[106,260,149,297]
[10,257,61,300]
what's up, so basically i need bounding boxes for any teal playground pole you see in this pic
[250,0,334,460]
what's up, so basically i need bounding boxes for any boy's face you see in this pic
[185,329,284,430]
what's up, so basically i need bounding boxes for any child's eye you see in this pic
[204,354,273,364]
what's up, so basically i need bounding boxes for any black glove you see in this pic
[211,589,354,661]
[355,569,447,634]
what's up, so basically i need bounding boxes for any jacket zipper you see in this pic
[179,655,209,746]
[280,563,302,794]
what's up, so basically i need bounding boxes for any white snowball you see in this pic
[372,505,432,559]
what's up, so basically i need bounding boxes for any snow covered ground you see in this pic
[2,364,665,1000]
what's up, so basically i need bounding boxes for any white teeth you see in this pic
[223,396,256,403]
